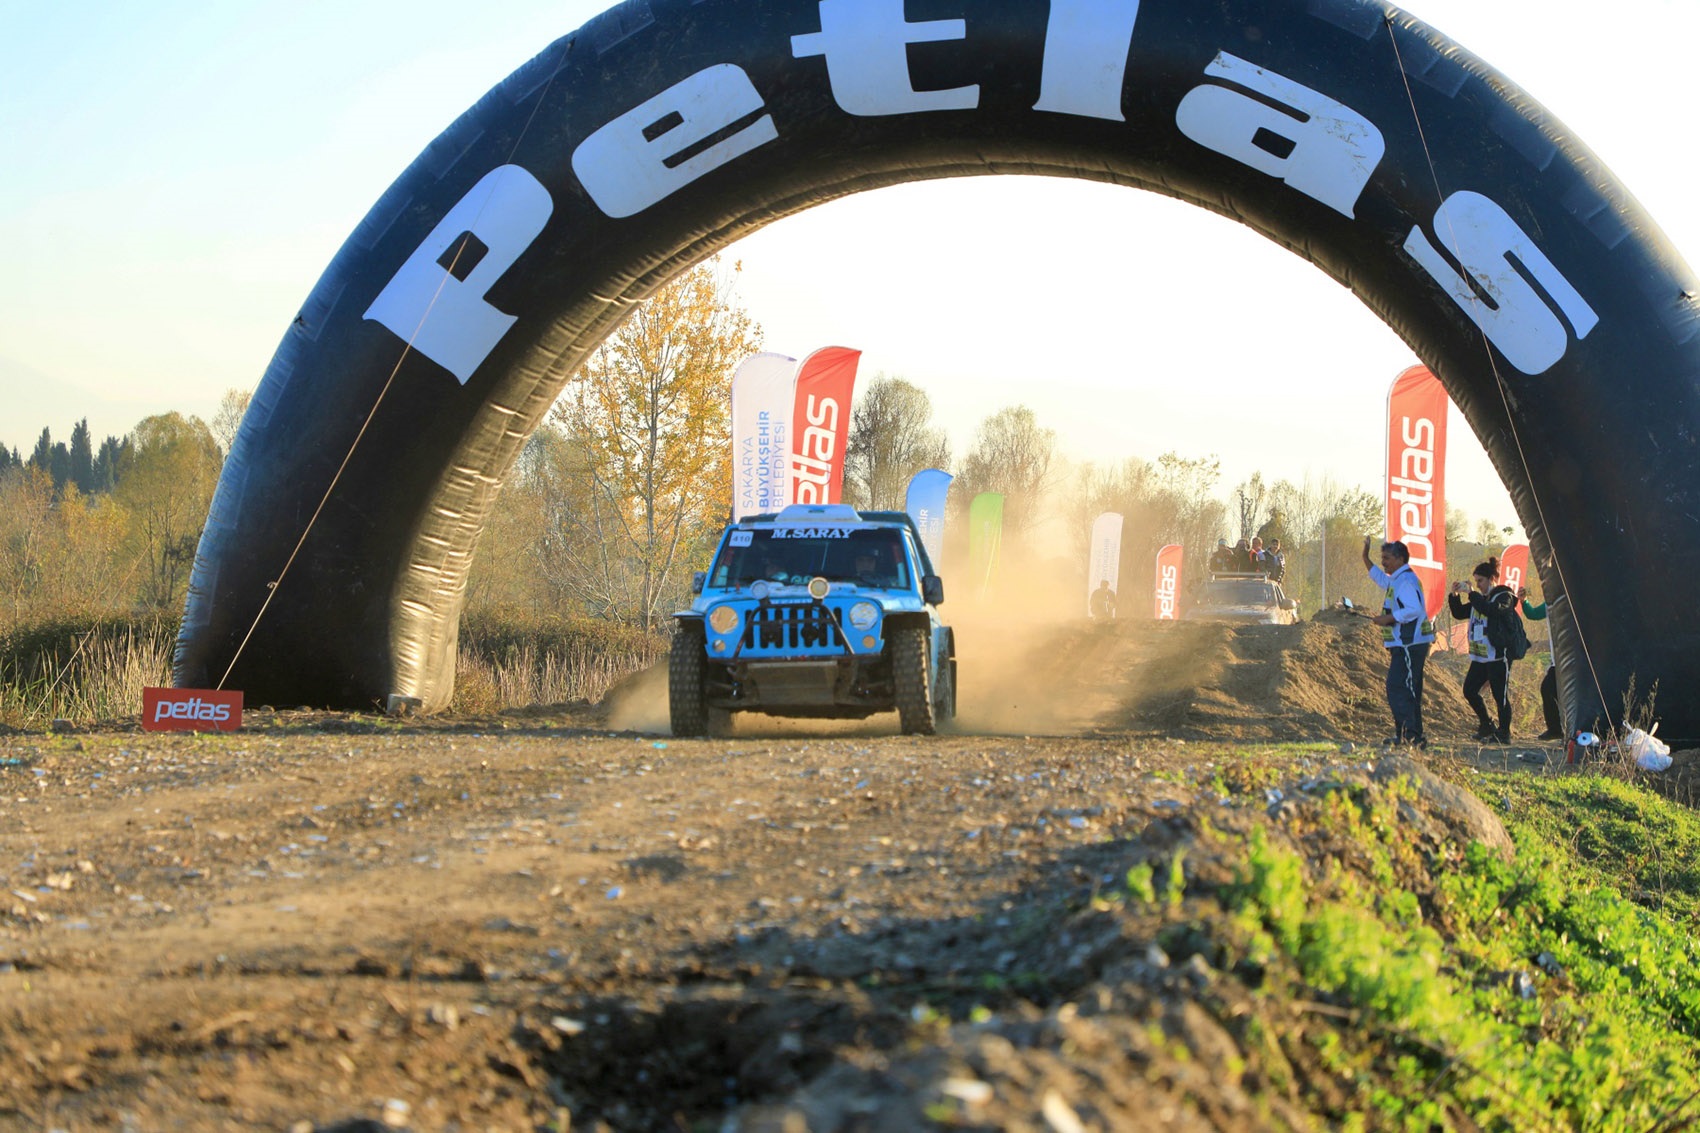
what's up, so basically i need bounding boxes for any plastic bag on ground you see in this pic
[1627,724,1672,771]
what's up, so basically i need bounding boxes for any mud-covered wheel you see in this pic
[893,625,935,736]
[669,622,708,737]
[935,655,956,724]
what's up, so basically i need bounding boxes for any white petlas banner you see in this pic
[730,352,798,520]
[1086,512,1124,615]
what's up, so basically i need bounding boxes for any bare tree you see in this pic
[1475,517,1508,546]
[1233,473,1267,541]
[955,405,1055,535]
[1264,473,1380,544]
[211,388,252,459]
[842,375,950,510]
[1059,451,1230,612]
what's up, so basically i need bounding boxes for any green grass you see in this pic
[1484,770,1700,925]
[1205,769,1700,1130]
[1078,747,1700,1130]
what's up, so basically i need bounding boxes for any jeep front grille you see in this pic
[742,603,843,654]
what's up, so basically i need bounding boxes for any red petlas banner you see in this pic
[1434,623,1470,654]
[1501,542,1530,595]
[789,346,860,505]
[1386,365,1448,619]
[1154,544,1184,620]
[142,687,243,732]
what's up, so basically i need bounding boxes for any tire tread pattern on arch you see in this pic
[172,0,1700,741]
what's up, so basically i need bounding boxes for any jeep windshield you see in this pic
[710,527,912,589]
[1199,578,1278,607]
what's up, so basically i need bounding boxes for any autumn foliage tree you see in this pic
[211,388,252,458]
[549,259,760,629]
[116,413,221,613]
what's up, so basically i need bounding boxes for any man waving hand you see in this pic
[1362,536,1436,749]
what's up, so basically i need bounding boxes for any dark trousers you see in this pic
[1541,664,1562,734]
[1385,643,1429,743]
[1463,659,1511,738]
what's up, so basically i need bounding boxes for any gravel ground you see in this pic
[0,616,1561,1131]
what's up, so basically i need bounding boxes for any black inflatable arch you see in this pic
[177,0,1700,740]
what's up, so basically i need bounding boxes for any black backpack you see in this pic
[1484,590,1530,661]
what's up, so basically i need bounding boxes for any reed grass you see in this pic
[0,611,667,727]
[450,640,661,714]
[0,622,174,728]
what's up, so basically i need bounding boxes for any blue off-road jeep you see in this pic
[670,504,956,736]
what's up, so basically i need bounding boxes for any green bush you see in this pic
[458,610,665,663]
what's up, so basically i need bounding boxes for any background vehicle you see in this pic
[1184,572,1301,625]
[670,504,955,736]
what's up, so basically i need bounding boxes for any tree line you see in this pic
[0,420,130,497]
[5,257,1518,643]
[1,412,230,628]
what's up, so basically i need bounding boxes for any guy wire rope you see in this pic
[1382,12,1617,738]
[214,41,572,695]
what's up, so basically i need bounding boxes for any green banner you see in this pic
[967,492,1004,596]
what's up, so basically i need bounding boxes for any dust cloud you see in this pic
[947,552,1114,735]
[599,557,1120,739]
[603,662,670,733]
[594,560,1521,745]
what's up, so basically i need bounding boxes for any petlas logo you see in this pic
[790,393,841,504]
[142,687,243,732]
[1156,565,1179,619]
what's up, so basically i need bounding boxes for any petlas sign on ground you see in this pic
[142,688,243,733]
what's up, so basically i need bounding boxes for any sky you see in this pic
[4,0,1697,534]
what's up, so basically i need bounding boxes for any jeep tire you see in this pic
[669,622,708,737]
[935,655,956,724]
[892,625,935,736]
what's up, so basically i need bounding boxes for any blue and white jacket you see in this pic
[1368,563,1436,647]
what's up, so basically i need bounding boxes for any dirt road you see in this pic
[0,616,1545,1131]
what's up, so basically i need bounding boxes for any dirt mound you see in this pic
[960,612,1482,745]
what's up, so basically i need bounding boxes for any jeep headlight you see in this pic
[848,601,879,630]
[708,606,740,635]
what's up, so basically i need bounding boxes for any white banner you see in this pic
[730,352,798,520]
[1086,512,1124,616]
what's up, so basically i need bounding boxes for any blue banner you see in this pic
[904,468,953,569]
